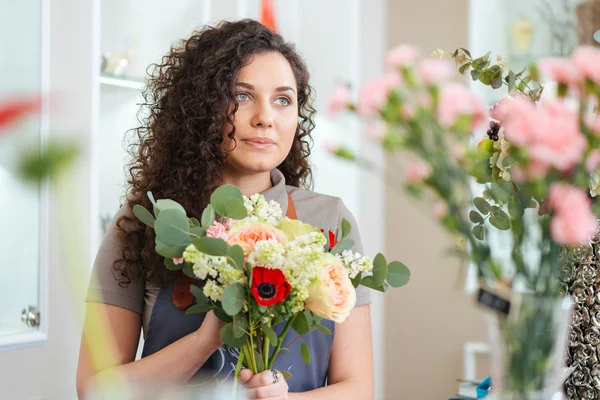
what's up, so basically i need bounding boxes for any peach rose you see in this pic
[226,220,287,256]
[305,254,356,323]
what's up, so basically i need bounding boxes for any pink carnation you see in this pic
[406,158,432,183]
[572,45,600,85]
[172,257,184,265]
[538,58,582,86]
[357,72,401,117]
[385,44,421,69]
[223,218,238,231]
[206,221,228,240]
[437,83,487,129]
[328,85,351,115]
[416,58,454,84]
[585,113,600,136]
[432,202,449,219]
[548,183,597,246]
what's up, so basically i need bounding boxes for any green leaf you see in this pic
[224,199,248,220]
[473,197,491,215]
[214,307,233,323]
[227,245,245,270]
[132,204,156,228]
[361,276,380,290]
[490,210,511,230]
[351,272,362,288]
[469,210,484,224]
[372,253,388,287]
[154,199,187,215]
[185,304,212,314]
[292,312,309,336]
[341,218,351,239]
[154,209,191,246]
[261,324,278,346]
[458,62,471,74]
[315,324,332,335]
[300,342,311,364]
[190,285,210,304]
[490,181,512,203]
[219,323,246,348]
[473,225,484,240]
[182,264,195,279]
[459,47,472,58]
[191,237,228,257]
[164,258,184,271]
[190,217,201,227]
[254,350,265,372]
[222,283,245,316]
[331,238,355,255]
[507,70,516,91]
[147,191,156,206]
[201,205,216,229]
[190,226,206,238]
[233,314,248,338]
[386,261,410,288]
[470,69,481,81]
[155,238,187,259]
[281,370,292,380]
[526,199,538,209]
[210,184,246,217]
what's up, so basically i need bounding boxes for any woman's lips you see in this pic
[242,137,276,149]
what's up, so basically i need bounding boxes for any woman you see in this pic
[77,19,373,400]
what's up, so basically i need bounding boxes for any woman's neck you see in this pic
[220,168,273,196]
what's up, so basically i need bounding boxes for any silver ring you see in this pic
[271,369,281,384]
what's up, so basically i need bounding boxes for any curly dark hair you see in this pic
[113,19,316,287]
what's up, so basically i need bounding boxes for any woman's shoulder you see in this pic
[286,186,358,228]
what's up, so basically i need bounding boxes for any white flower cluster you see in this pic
[183,244,246,302]
[244,194,283,224]
[248,239,286,268]
[340,250,373,279]
[289,232,327,252]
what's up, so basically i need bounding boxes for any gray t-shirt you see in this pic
[86,169,371,336]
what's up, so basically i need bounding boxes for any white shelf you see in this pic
[99,74,145,90]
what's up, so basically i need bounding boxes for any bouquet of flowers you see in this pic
[132,183,410,393]
[327,43,600,397]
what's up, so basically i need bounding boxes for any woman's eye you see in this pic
[236,92,250,101]
[277,97,290,106]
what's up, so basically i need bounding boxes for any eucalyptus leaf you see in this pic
[281,371,292,380]
[210,184,245,217]
[331,238,354,255]
[254,350,265,372]
[201,205,216,229]
[186,303,212,314]
[473,225,485,240]
[300,342,311,364]
[214,307,233,323]
[192,237,228,257]
[261,324,278,346]
[490,212,511,231]
[341,218,351,239]
[224,199,248,220]
[351,272,362,288]
[155,238,187,259]
[227,245,245,270]
[182,264,195,279]
[219,323,246,348]
[154,209,191,246]
[470,69,481,81]
[147,191,156,206]
[473,197,491,215]
[190,285,210,305]
[360,276,379,290]
[190,217,201,227]
[372,253,388,287]
[387,261,410,288]
[222,283,245,316]
[292,312,309,336]
[315,324,332,335]
[190,226,206,238]
[469,210,484,224]
[233,314,248,338]
[155,199,187,215]
[132,204,155,228]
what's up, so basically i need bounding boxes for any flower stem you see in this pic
[268,316,295,369]
[233,347,245,398]
[263,331,270,369]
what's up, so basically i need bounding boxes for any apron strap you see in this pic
[172,192,298,311]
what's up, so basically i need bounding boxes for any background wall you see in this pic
[382,0,487,399]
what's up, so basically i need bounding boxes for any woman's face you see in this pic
[221,51,299,175]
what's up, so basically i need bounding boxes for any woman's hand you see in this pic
[195,310,226,350]
[239,368,289,400]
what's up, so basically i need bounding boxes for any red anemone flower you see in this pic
[251,266,291,307]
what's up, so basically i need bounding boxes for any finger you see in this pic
[245,370,278,389]
[239,368,253,385]
[246,384,280,399]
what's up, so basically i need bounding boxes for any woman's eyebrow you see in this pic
[235,82,296,94]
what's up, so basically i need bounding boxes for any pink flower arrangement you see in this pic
[406,158,432,183]
[437,83,487,129]
[328,85,351,115]
[357,72,401,117]
[385,44,421,69]
[548,183,597,245]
